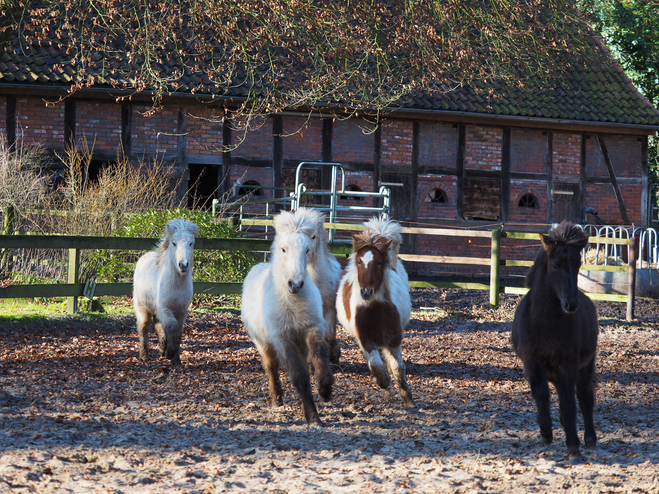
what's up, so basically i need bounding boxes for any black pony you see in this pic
[511,221,598,463]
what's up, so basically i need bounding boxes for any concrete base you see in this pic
[578,268,659,299]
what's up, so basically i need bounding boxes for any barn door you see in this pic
[282,167,321,206]
[551,182,580,223]
[380,173,413,222]
[462,176,501,221]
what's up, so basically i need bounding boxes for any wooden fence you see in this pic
[0,224,634,317]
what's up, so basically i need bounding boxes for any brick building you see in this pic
[2,5,659,276]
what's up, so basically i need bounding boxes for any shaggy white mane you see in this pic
[363,215,403,268]
[274,208,324,238]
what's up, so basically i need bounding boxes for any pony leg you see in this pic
[277,341,321,426]
[381,345,414,407]
[157,309,184,366]
[524,360,553,446]
[576,359,597,449]
[154,319,167,357]
[260,344,284,407]
[135,307,152,361]
[553,372,581,463]
[306,329,334,403]
[326,311,341,364]
[359,339,390,391]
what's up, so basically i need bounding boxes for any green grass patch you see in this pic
[0,296,134,322]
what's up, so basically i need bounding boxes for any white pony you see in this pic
[304,209,343,363]
[241,208,334,426]
[336,216,414,406]
[133,218,199,367]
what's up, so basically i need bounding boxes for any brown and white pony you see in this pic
[336,217,414,407]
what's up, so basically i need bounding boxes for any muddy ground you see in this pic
[1,289,658,493]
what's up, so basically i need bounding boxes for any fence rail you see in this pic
[0,225,636,318]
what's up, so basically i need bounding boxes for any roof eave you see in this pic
[2,83,658,135]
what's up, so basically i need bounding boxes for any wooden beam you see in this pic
[546,131,553,223]
[501,128,511,222]
[121,102,132,158]
[64,98,76,147]
[221,113,232,196]
[6,96,16,148]
[273,116,283,207]
[596,134,631,224]
[456,124,466,219]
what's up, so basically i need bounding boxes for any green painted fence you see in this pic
[0,226,634,315]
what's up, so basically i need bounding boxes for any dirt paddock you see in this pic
[1,289,659,493]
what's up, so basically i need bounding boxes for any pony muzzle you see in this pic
[360,287,374,300]
[287,279,304,294]
[562,298,580,314]
[178,261,189,273]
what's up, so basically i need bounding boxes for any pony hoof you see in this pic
[540,429,553,445]
[568,453,584,465]
[306,416,322,427]
[584,437,597,448]
[403,399,416,408]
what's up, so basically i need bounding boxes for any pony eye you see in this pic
[282,247,286,253]
[378,261,382,266]
[172,242,177,247]
[306,248,309,254]
[312,235,316,240]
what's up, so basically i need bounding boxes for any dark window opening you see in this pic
[425,188,447,204]
[188,164,219,209]
[237,180,262,196]
[518,193,539,209]
[88,160,110,183]
[463,177,500,221]
[341,184,363,201]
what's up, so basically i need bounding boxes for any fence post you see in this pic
[626,236,637,321]
[1,205,16,271]
[490,229,501,308]
[67,248,80,315]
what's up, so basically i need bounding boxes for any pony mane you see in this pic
[155,218,199,260]
[363,216,402,268]
[542,221,589,253]
[525,221,588,288]
[274,208,324,237]
[352,230,393,266]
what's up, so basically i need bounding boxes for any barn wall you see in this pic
[14,97,64,146]
[0,97,6,136]
[131,104,178,157]
[381,120,414,167]
[333,119,375,166]
[231,116,272,160]
[2,94,650,255]
[465,125,502,171]
[75,101,122,152]
[186,106,223,156]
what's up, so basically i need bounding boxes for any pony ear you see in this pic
[373,237,393,257]
[571,229,589,251]
[352,231,369,253]
[540,233,556,254]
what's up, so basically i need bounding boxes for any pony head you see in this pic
[160,218,199,275]
[538,221,588,314]
[272,209,319,294]
[363,216,402,269]
[352,230,393,301]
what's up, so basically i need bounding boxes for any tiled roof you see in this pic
[2,19,659,129]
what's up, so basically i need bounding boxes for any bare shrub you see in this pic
[0,133,51,222]
[45,137,181,236]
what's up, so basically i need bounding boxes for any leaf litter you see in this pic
[1,289,659,493]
